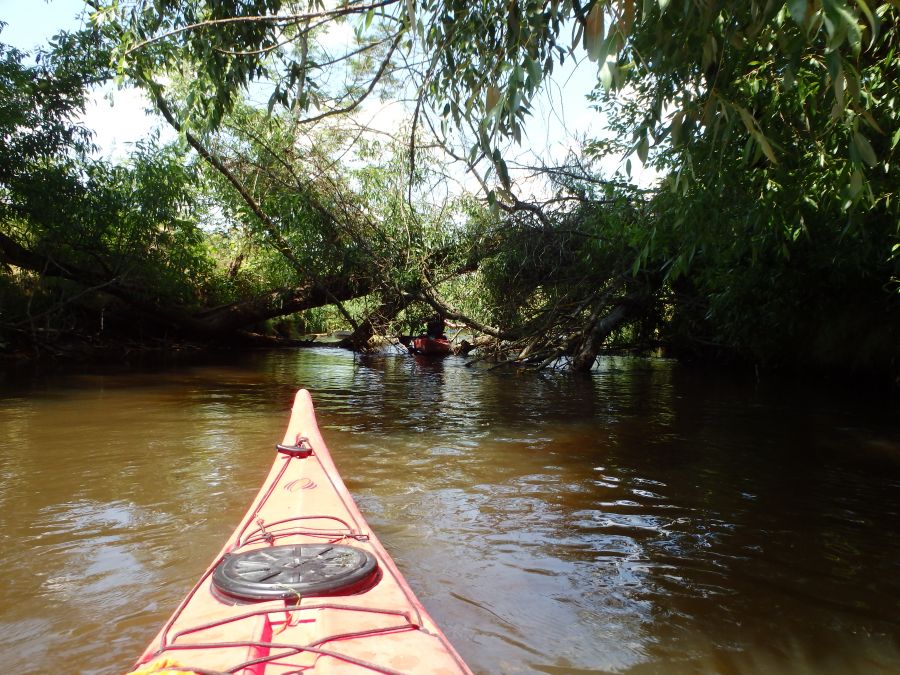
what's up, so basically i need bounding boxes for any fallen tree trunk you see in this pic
[1,229,499,344]
[0,231,376,337]
[341,290,416,351]
[570,287,654,372]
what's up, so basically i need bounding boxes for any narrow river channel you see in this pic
[1,348,899,674]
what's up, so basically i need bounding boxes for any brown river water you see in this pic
[1,348,899,674]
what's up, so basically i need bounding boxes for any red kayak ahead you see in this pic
[129,389,470,675]
[409,336,451,356]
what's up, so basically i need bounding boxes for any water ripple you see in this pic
[1,350,899,674]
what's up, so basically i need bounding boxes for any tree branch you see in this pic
[123,1,400,55]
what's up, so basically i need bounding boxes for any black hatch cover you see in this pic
[211,544,377,602]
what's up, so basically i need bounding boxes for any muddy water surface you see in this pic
[1,349,899,674]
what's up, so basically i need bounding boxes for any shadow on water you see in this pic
[1,348,899,674]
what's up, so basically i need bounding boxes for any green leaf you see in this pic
[599,58,614,91]
[839,6,863,52]
[585,3,605,62]
[852,0,878,40]
[823,0,860,52]
[486,85,501,113]
[756,132,778,164]
[658,0,671,12]
[701,34,718,71]
[833,70,845,111]
[859,110,884,134]
[849,167,863,196]
[849,135,861,164]
[852,131,877,167]
[572,20,584,51]
[637,135,649,163]
[478,126,491,154]
[670,111,683,144]
[526,57,542,87]
[736,105,756,134]
[496,156,511,189]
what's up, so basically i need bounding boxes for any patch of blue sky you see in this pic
[0,1,659,191]
[1,0,171,160]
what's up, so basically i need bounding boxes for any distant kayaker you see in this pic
[425,314,446,339]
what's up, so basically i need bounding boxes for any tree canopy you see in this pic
[1,2,898,379]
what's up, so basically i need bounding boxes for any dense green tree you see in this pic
[3,2,898,378]
[0,26,492,351]
[96,1,890,181]
[589,2,900,372]
[0,34,226,347]
[88,0,897,375]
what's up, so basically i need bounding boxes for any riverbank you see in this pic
[0,329,322,366]
[3,316,898,391]
[3,332,898,393]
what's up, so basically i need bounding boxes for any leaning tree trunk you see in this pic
[342,290,416,351]
[570,284,658,372]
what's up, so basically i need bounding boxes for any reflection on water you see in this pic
[1,350,899,674]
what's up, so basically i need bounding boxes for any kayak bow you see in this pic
[130,389,470,675]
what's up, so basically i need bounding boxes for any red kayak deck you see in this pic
[409,336,451,356]
[130,390,470,675]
